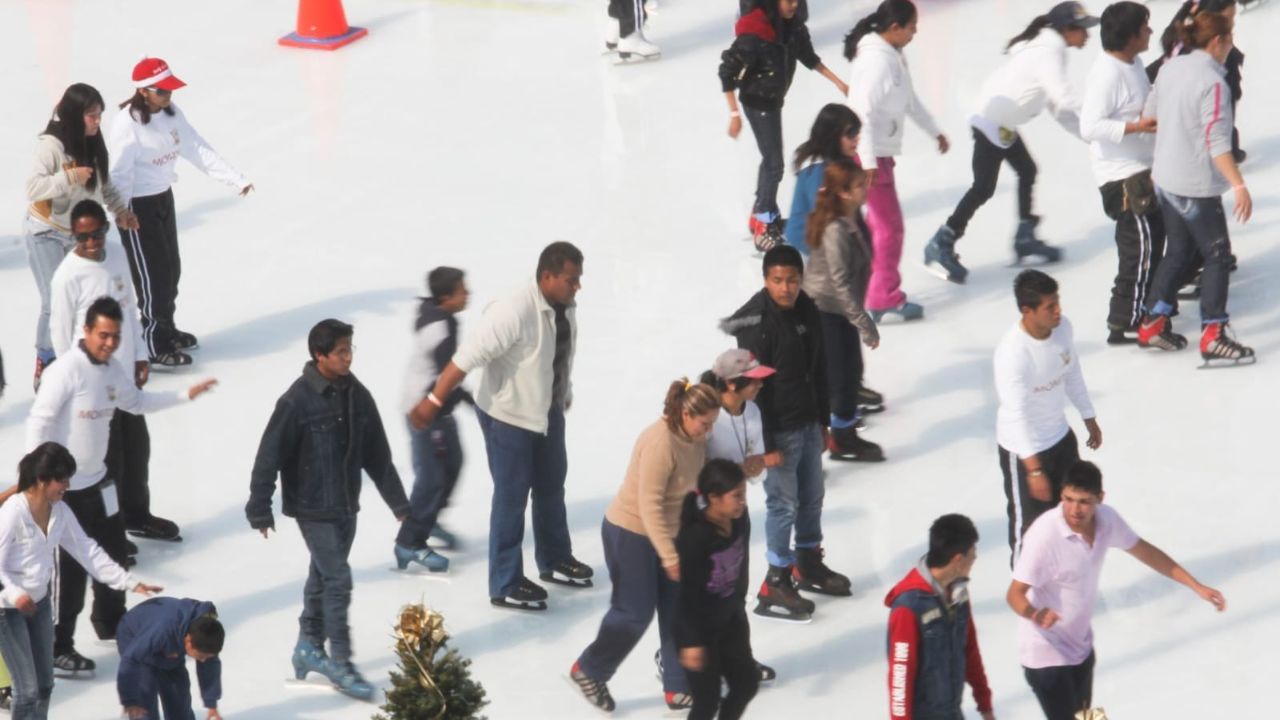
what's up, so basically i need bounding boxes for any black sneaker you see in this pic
[174,331,199,350]
[53,650,96,678]
[149,351,192,369]
[126,515,182,542]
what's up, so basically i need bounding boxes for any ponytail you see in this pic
[843,0,918,60]
[662,380,721,434]
[1178,10,1232,50]
[680,459,748,530]
[1006,15,1052,51]
[680,490,702,528]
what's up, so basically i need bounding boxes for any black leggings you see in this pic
[947,128,1037,239]
[685,611,759,720]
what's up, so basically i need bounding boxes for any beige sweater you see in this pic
[26,135,127,232]
[605,419,706,568]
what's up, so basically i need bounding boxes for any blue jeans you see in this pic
[763,423,826,567]
[0,596,55,720]
[297,517,357,664]
[396,415,463,549]
[744,107,784,218]
[1146,188,1231,324]
[22,216,73,355]
[116,661,194,720]
[477,408,572,598]
[576,520,686,693]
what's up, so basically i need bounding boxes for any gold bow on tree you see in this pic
[394,602,450,719]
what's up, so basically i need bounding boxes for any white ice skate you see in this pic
[615,33,661,64]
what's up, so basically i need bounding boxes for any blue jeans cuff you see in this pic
[765,550,794,568]
[1149,300,1174,317]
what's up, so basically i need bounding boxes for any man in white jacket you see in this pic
[27,295,214,676]
[924,2,1097,283]
[49,200,183,548]
[1079,2,1165,346]
[411,242,593,611]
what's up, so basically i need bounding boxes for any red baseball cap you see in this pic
[132,58,186,91]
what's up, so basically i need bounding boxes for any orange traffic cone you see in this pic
[279,0,368,51]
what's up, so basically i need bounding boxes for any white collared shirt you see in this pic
[0,493,134,608]
[1013,503,1139,668]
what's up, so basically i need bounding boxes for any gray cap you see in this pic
[1047,1,1100,29]
[712,349,776,381]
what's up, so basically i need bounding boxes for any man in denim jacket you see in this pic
[246,318,409,701]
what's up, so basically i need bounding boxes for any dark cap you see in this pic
[1047,1,1100,29]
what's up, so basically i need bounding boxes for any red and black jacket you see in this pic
[718,8,821,112]
[884,566,993,719]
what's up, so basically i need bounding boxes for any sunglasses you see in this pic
[147,86,173,97]
[73,224,111,242]
[843,127,859,139]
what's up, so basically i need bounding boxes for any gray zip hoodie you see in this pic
[1144,50,1233,198]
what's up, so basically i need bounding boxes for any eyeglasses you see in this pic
[73,225,111,242]
[147,86,172,97]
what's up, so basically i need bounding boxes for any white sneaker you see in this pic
[617,32,660,59]
[603,18,620,50]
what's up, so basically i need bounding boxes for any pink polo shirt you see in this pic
[1012,503,1139,669]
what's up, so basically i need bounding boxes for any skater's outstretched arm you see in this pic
[1126,540,1227,611]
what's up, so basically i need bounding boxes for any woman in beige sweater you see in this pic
[570,380,720,713]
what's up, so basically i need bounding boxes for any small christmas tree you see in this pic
[374,603,487,720]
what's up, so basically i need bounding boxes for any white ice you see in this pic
[0,0,1277,717]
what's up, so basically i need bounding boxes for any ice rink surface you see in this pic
[0,0,1277,717]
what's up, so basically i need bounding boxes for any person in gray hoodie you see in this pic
[800,158,884,463]
[1136,11,1254,364]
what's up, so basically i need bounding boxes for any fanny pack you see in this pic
[1121,170,1156,215]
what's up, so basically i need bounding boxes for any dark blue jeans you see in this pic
[297,516,357,664]
[576,520,686,693]
[477,408,572,598]
[0,596,54,720]
[396,415,463,549]
[116,661,194,720]
[744,107,785,218]
[819,312,864,422]
[1024,650,1096,720]
[1147,188,1231,324]
[763,423,826,567]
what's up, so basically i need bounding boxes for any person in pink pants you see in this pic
[844,0,949,321]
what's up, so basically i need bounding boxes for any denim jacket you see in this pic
[246,363,409,528]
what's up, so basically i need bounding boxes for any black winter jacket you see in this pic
[718,9,821,112]
[720,289,829,449]
[246,363,409,528]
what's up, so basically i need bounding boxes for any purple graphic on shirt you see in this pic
[706,535,745,598]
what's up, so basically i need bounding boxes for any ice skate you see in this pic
[756,661,777,682]
[291,637,330,682]
[126,514,182,542]
[1137,315,1188,352]
[329,661,375,701]
[753,565,814,623]
[751,216,784,253]
[870,300,924,323]
[174,330,199,350]
[794,546,852,596]
[828,425,885,463]
[570,661,616,712]
[491,577,549,611]
[540,556,594,588]
[857,386,885,414]
[1106,324,1138,345]
[429,523,459,550]
[394,544,449,573]
[1012,217,1062,265]
[616,32,661,63]
[149,350,192,370]
[923,225,968,283]
[1199,322,1256,368]
[602,17,620,54]
[665,691,693,711]
[53,649,95,679]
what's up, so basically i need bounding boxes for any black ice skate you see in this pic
[753,565,814,623]
[490,577,549,611]
[570,661,617,712]
[827,425,885,463]
[540,556,594,588]
[1199,322,1256,369]
[126,514,182,542]
[923,225,968,283]
[149,350,192,370]
[53,649,96,679]
[1012,217,1062,265]
[174,330,199,350]
[794,547,852,597]
[857,386,885,414]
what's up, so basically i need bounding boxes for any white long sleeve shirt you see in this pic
[49,243,147,366]
[107,102,248,202]
[0,493,135,608]
[26,347,189,490]
[451,282,576,434]
[994,317,1095,458]
[706,400,767,483]
[1080,53,1155,185]
[847,33,942,169]
[971,31,1082,148]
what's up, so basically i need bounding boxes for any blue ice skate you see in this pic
[291,637,330,681]
[394,544,449,573]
